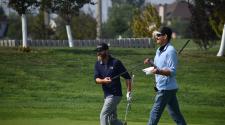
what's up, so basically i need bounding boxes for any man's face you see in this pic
[97,50,107,61]
[155,33,167,45]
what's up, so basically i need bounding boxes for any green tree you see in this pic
[5,13,22,39]
[28,11,55,39]
[102,0,145,38]
[0,6,7,38]
[0,6,6,19]
[103,4,134,38]
[49,0,93,47]
[131,4,160,38]
[52,17,66,40]
[39,0,54,39]
[170,18,191,38]
[205,0,225,37]
[189,0,218,50]
[111,0,145,7]
[72,12,96,40]
[53,12,96,40]
[126,0,145,7]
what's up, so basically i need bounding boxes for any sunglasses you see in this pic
[156,33,164,37]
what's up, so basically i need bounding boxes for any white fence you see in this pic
[0,38,154,48]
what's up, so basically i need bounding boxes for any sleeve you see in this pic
[116,60,131,79]
[166,50,177,77]
[94,62,101,80]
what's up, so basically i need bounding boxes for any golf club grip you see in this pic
[148,60,157,68]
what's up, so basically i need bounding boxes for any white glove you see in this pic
[142,67,154,75]
[126,91,132,102]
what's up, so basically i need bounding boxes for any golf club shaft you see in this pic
[111,71,129,80]
[124,72,134,124]
[111,63,142,80]
[178,39,190,54]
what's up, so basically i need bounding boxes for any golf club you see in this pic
[148,59,157,68]
[178,39,190,54]
[145,59,158,92]
[123,102,131,125]
[111,63,142,80]
[123,72,135,125]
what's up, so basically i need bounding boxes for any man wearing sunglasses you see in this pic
[144,27,187,125]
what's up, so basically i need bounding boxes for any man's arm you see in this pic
[126,79,132,92]
[95,77,111,85]
[144,50,176,76]
[126,79,132,102]
[153,50,177,76]
[144,58,171,76]
[151,68,171,76]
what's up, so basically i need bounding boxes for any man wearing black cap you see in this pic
[144,27,187,125]
[94,43,132,125]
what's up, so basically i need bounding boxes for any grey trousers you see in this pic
[100,95,123,125]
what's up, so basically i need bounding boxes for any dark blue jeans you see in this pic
[147,89,186,125]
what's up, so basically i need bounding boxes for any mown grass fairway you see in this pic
[0,40,225,125]
[0,119,203,125]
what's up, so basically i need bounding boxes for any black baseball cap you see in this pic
[95,43,109,52]
[159,27,172,37]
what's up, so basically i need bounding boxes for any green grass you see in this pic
[0,39,225,125]
[0,119,203,125]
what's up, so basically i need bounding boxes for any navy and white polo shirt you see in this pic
[94,55,131,98]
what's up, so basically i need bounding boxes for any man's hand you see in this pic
[103,77,111,84]
[144,58,150,64]
[126,91,132,102]
[96,77,111,84]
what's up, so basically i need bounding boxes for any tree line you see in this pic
[1,0,224,50]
